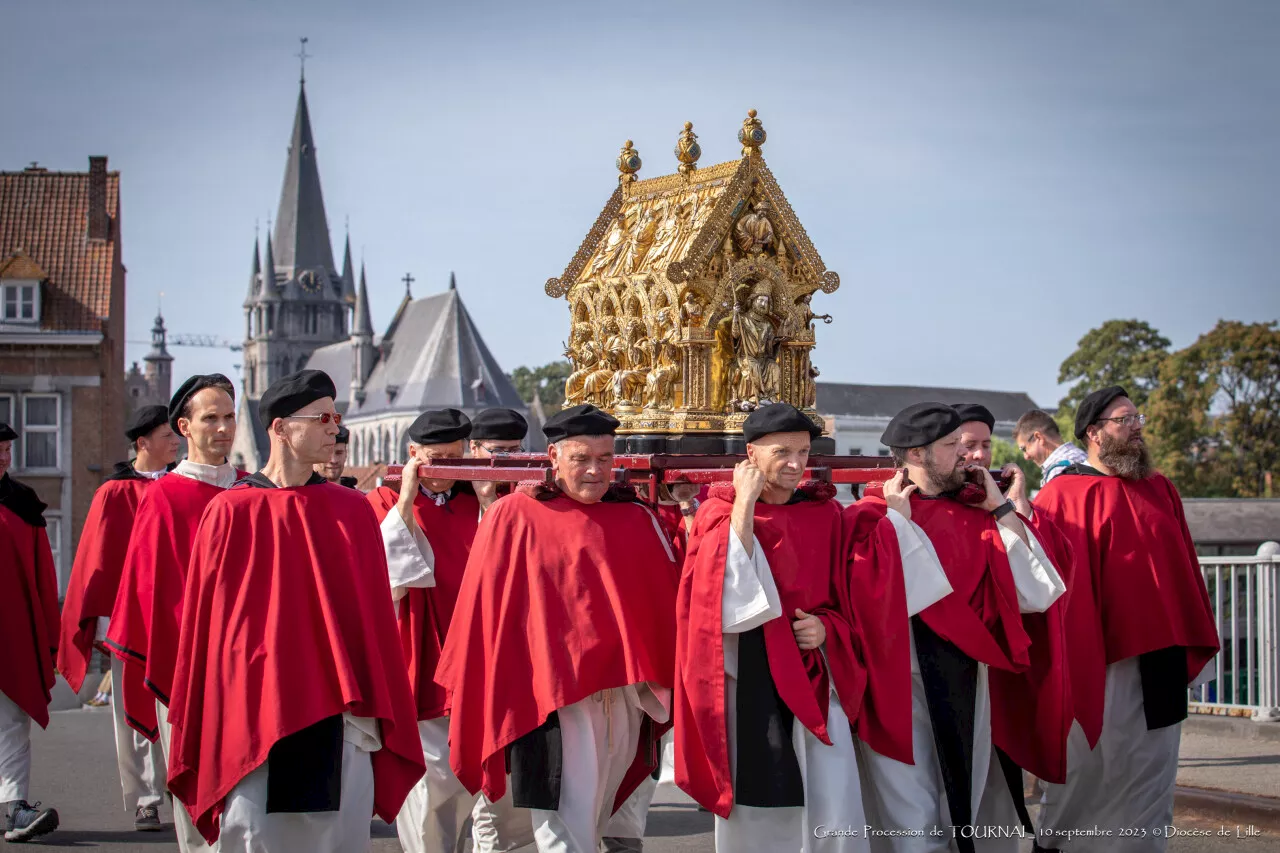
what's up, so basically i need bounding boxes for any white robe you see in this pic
[470,788,536,853]
[156,699,219,852]
[0,689,31,804]
[1036,658,1187,852]
[105,645,165,811]
[858,510,1066,853]
[218,716,380,853]
[715,528,869,853]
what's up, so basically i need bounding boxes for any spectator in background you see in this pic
[1013,410,1088,485]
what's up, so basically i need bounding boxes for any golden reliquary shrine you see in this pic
[546,110,839,453]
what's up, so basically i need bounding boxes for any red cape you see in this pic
[840,503,916,766]
[368,486,480,720]
[166,481,424,843]
[436,490,678,808]
[58,475,151,692]
[856,488,1073,783]
[0,501,59,728]
[675,484,867,818]
[1033,472,1219,748]
[106,473,237,740]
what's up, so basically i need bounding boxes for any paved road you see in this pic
[11,707,1277,851]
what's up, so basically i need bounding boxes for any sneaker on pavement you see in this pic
[4,801,59,842]
[134,804,162,830]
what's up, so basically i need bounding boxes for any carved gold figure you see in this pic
[545,110,840,443]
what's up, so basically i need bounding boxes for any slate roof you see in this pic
[0,163,121,332]
[347,288,525,417]
[1182,499,1280,546]
[816,382,1039,424]
[305,339,353,411]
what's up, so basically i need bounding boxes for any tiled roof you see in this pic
[0,165,120,332]
[0,250,47,280]
[816,382,1039,424]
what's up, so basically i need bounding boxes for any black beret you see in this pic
[407,408,472,445]
[952,403,996,432]
[259,370,337,426]
[126,405,170,441]
[881,402,962,449]
[542,404,619,443]
[743,402,822,444]
[471,408,528,441]
[169,374,235,432]
[0,422,16,442]
[1074,385,1129,441]
[335,425,351,444]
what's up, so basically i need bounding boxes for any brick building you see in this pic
[0,157,126,593]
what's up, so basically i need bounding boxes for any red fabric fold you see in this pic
[57,477,150,692]
[367,486,480,721]
[674,485,866,818]
[435,491,678,808]
[1033,472,1219,749]
[105,473,234,739]
[0,504,59,728]
[166,482,425,844]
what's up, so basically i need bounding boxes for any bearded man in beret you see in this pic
[675,403,870,852]
[1032,387,1218,853]
[845,402,1068,852]
[103,374,242,852]
[59,404,177,832]
[165,370,424,851]
[437,404,677,853]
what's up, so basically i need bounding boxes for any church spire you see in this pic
[340,231,356,305]
[260,231,281,302]
[243,235,262,307]
[272,79,334,278]
[354,262,374,338]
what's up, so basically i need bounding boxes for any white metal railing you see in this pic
[1189,556,1280,721]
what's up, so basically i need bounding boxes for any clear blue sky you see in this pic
[3,0,1278,409]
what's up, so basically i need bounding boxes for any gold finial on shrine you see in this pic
[616,140,641,184]
[739,108,766,156]
[675,121,701,175]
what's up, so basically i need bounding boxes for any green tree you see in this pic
[508,361,572,408]
[1057,319,1171,414]
[1147,320,1280,497]
[991,436,1042,491]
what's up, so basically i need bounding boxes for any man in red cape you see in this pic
[166,370,424,850]
[437,403,677,853]
[1032,387,1218,852]
[845,403,1067,852]
[59,404,176,831]
[0,421,60,842]
[105,375,242,852]
[675,403,868,852]
[367,408,486,853]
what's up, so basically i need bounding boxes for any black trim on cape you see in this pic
[266,714,344,813]
[733,626,805,808]
[238,471,327,489]
[508,711,564,810]
[338,476,359,489]
[0,473,47,528]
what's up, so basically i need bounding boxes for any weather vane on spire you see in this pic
[297,37,310,84]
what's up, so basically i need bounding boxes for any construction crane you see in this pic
[127,334,243,352]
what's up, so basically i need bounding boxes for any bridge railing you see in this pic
[1190,556,1280,721]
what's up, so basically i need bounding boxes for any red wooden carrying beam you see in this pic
[381,454,899,486]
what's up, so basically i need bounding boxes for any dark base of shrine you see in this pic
[615,433,837,456]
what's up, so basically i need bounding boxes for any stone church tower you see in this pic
[232,76,356,468]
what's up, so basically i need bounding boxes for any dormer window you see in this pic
[2,280,39,324]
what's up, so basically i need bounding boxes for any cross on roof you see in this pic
[297,37,310,84]
[402,272,415,296]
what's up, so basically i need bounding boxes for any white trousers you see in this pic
[219,736,374,852]
[110,656,165,810]
[0,689,32,804]
[157,699,219,852]
[470,788,535,853]
[716,682,868,853]
[1039,658,1182,852]
[395,716,478,853]
[603,774,658,839]
[532,690,645,853]
[857,664,1020,853]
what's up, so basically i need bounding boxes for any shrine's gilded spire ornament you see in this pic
[674,122,701,175]
[547,109,839,453]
